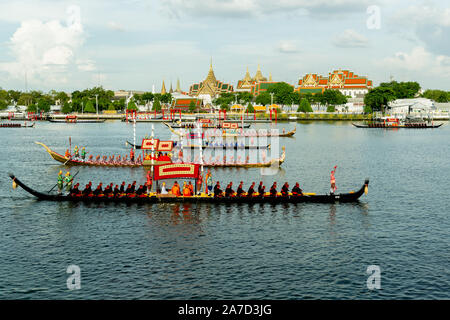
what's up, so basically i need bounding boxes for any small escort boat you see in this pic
[0,122,35,128]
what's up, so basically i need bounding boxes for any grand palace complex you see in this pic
[163,61,373,111]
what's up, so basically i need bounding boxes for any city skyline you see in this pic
[0,0,449,92]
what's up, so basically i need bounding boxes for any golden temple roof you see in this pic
[161,80,167,95]
[253,64,267,82]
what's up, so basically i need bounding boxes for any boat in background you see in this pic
[0,122,35,128]
[353,110,444,129]
[48,115,106,123]
[36,141,286,168]
[164,122,296,137]
[125,140,270,150]
[169,118,251,129]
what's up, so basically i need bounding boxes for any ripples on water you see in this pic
[0,121,449,299]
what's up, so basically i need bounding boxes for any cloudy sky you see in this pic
[0,0,448,92]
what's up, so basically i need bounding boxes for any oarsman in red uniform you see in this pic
[258,185,266,197]
[130,181,137,193]
[214,182,223,197]
[103,184,111,196]
[236,181,245,197]
[270,182,277,197]
[93,183,103,196]
[113,185,120,196]
[130,148,135,162]
[247,182,256,197]
[257,181,264,195]
[292,183,303,196]
[281,182,289,196]
[136,185,145,196]
[330,165,337,194]
[70,183,80,196]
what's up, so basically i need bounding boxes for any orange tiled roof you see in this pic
[344,78,367,84]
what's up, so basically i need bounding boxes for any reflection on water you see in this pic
[0,121,449,299]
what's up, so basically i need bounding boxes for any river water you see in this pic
[0,120,448,299]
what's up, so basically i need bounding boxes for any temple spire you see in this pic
[243,66,252,83]
[253,64,266,82]
[161,80,166,95]
[176,78,181,93]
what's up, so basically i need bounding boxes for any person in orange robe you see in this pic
[183,183,192,197]
[171,181,181,196]
[188,181,194,195]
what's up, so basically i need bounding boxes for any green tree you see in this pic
[8,90,21,103]
[255,92,271,105]
[380,81,420,99]
[363,104,373,114]
[84,100,96,113]
[237,92,254,104]
[326,105,336,112]
[246,102,255,113]
[213,92,235,107]
[0,89,9,102]
[189,100,197,112]
[152,99,161,111]
[160,93,172,103]
[37,96,53,112]
[267,82,294,105]
[70,86,114,112]
[289,92,301,106]
[56,91,69,105]
[422,89,449,102]
[220,103,230,111]
[364,86,396,112]
[112,98,126,111]
[17,93,33,106]
[107,103,116,111]
[0,99,7,110]
[141,92,154,101]
[27,104,37,112]
[127,100,138,111]
[322,89,347,106]
[297,98,312,113]
[61,102,72,114]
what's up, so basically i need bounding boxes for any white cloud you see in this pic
[390,3,450,56]
[0,5,96,87]
[333,29,368,48]
[107,21,126,32]
[42,46,74,65]
[76,59,96,71]
[378,46,450,76]
[394,4,450,28]
[278,40,300,53]
[162,0,377,18]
